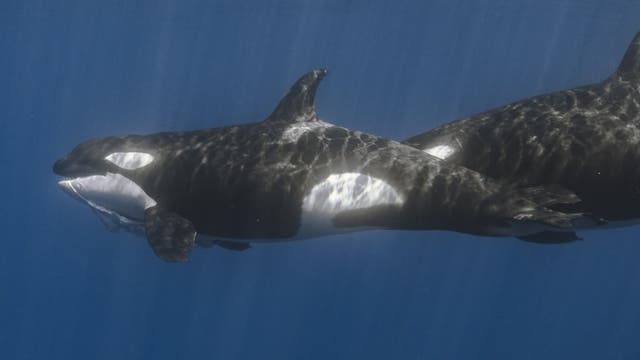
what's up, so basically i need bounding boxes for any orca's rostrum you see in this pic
[54,70,588,262]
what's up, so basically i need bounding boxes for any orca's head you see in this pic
[54,136,154,176]
[53,136,158,232]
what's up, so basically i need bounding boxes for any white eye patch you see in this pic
[105,152,154,170]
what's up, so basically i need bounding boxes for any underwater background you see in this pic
[2,0,640,359]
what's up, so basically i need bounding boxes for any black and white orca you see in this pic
[404,32,640,232]
[54,70,589,262]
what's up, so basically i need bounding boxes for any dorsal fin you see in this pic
[614,32,640,82]
[266,69,328,123]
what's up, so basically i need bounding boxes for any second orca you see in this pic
[405,32,640,234]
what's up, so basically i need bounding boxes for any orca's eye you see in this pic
[105,152,154,170]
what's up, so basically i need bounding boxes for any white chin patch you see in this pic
[423,145,455,160]
[58,172,157,223]
[105,152,154,170]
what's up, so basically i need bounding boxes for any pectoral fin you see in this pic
[144,206,196,262]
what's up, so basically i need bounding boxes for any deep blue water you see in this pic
[2,1,640,359]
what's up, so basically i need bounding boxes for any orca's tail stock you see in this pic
[491,185,600,244]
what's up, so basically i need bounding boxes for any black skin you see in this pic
[54,70,586,261]
[405,32,640,222]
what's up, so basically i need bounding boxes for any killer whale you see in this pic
[54,70,589,262]
[405,32,640,231]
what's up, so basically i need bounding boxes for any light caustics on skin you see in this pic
[58,173,157,230]
[423,145,455,160]
[281,120,332,143]
[105,152,154,170]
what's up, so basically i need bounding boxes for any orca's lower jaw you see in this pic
[56,173,157,234]
[57,177,86,204]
